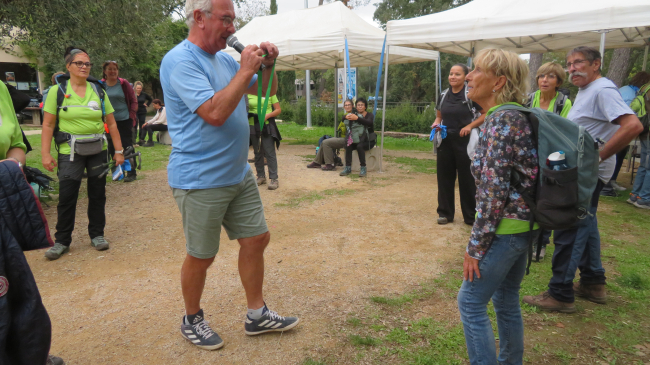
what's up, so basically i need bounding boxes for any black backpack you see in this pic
[526,91,568,116]
[54,74,106,136]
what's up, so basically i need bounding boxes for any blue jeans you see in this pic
[548,180,605,302]
[631,138,650,201]
[458,231,536,365]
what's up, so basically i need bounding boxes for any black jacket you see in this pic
[0,161,53,365]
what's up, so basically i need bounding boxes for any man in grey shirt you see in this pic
[524,47,642,313]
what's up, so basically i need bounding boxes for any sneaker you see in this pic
[143,140,155,147]
[609,180,626,191]
[359,166,367,177]
[538,246,546,260]
[522,291,576,313]
[46,355,65,365]
[180,310,224,350]
[573,282,607,304]
[268,179,279,190]
[45,242,69,260]
[627,193,638,205]
[91,236,110,251]
[633,199,650,209]
[437,217,449,225]
[306,162,321,169]
[123,173,137,183]
[137,140,145,146]
[256,177,266,186]
[599,183,617,197]
[339,166,351,176]
[321,164,336,171]
[244,307,300,336]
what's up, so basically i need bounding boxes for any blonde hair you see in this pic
[474,49,529,105]
[185,0,213,28]
[134,81,144,90]
[536,62,566,89]
[51,71,66,85]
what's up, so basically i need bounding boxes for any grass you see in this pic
[274,188,355,208]
[278,122,433,152]
[387,156,437,174]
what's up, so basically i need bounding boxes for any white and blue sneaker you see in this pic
[180,309,224,350]
[244,307,300,336]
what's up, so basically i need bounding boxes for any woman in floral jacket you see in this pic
[457,48,539,365]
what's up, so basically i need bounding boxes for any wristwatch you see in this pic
[115,150,124,155]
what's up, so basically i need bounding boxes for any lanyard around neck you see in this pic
[257,59,276,130]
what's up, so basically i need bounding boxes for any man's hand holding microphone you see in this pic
[227,35,279,75]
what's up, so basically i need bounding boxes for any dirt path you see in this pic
[26,145,472,365]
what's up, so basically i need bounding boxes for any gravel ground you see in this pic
[26,144,471,365]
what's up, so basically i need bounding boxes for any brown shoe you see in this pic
[268,179,279,190]
[256,177,266,186]
[522,291,576,313]
[307,162,321,168]
[573,282,607,304]
[321,164,335,171]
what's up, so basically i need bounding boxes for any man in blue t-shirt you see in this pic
[524,47,642,313]
[160,0,298,350]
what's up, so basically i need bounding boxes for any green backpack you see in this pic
[632,83,650,134]
[495,105,600,271]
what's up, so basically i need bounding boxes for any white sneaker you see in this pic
[609,180,626,191]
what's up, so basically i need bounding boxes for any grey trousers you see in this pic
[314,137,346,165]
[251,133,278,179]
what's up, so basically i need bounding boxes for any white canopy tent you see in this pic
[386,0,650,56]
[223,1,439,172]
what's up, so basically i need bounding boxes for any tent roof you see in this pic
[386,0,650,56]
[222,1,438,71]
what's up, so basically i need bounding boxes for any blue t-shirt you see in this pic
[619,85,639,106]
[160,39,258,189]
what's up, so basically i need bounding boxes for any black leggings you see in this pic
[108,118,136,176]
[345,143,365,167]
[436,133,476,224]
[136,112,147,141]
[144,124,168,141]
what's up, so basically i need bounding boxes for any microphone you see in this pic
[226,35,245,54]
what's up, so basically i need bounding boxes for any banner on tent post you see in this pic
[337,68,357,107]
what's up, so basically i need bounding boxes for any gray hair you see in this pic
[185,0,214,28]
[567,46,601,64]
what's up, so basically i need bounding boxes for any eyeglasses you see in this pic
[538,74,557,80]
[204,12,234,27]
[71,61,93,68]
[565,59,588,69]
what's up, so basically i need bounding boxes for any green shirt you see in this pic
[43,81,115,154]
[530,90,572,118]
[247,94,279,125]
[0,82,27,159]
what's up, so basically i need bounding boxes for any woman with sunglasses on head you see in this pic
[133,81,153,146]
[102,60,139,182]
[41,46,124,260]
[340,97,374,178]
[432,64,485,226]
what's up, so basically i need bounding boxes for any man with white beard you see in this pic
[524,47,642,313]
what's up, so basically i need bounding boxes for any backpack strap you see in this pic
[54,81,68,137]
[438,88,449,110]
[554,92,567,115]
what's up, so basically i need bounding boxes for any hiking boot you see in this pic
[627,193,638,205]
[268,179,279,190]
[256,177,266,186]
[573,282,607,304]
[609,180,626,191]
[46,355,65,365]
[180,309,224,350]
[437,217,449,225]
[339,166,351,176]
[45,242,69,260]
[633,199,650,209]
[321,164,335,171]
[143,140,155,147]
[123,173,137,183]
[91,236,109,251]
[307,162,321,169]
[244,307,300,336]
[599,183,617,197]
[359,166,367,177]
[522,291,576,313]
[137,140,145,146]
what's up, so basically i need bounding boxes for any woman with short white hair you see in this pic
[457,48,538,365]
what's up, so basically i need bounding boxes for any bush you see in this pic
[278,100,293,121]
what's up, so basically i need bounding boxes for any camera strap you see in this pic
[256,59,277,131]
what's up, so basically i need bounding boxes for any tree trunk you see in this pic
[528,53,543,92]
[606,48,632,88]
[318,0,324,4]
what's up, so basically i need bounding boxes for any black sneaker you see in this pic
[180,309,224,350]
[244,307,300,336]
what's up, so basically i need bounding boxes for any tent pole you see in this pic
[334,67,338,135]
[644,45,649,72]
[599,31,606,69]
[380,45,390,173]
[435,59,439,105]
[305,0,312,128]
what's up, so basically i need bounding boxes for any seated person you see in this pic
[307,114,348,171]
[141,99,167,147]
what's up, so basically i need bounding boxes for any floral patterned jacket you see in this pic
[468,107,539,260]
